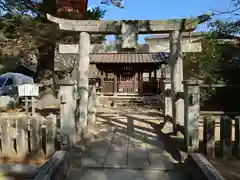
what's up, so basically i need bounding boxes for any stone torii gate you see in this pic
[47,14,210,136]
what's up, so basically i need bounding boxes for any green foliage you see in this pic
[184,0,240,84]
[183,32,223,83]
[210,20,240,35]
[185,33,239,82]
[85,6,107,20]
[184,0,240,110]
[0,1,107,57]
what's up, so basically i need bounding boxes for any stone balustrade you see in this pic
[0,112,57,159]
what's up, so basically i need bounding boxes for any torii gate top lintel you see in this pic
[46,13,211,34]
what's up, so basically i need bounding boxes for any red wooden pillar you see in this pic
[149,72,152,81]
[100,71,104,95]
[134,73,138,93]
[138,72,143,95]
[114,73,117,95]
[154,70,157,79]
[154,70,157,93]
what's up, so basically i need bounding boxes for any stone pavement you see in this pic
[68,107,188,180]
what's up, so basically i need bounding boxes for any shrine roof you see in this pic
[89,52,169,64]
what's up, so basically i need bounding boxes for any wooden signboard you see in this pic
[18,84,39,97]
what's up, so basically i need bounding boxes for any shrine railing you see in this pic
[201,111,240,159]
[183,81,240,180]
[0,113,57,159]
[199,84,240,159]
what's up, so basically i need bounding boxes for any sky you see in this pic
[87,0,234,42]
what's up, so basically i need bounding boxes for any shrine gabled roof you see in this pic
[89,52,169,64]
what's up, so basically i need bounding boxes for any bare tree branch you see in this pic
[212,0,240,16]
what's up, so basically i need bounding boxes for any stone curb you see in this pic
[0,163,38,178]
[185,153,225,180]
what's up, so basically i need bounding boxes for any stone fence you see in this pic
[0,113,57,159]
[182,80,240,180]
[0,112,70,180]
[186,112,240,180]
[183,80,240,157]
[28,78,96,180]
[200,111,240,159]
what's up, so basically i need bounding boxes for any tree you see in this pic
[184,0,240,81]
[199,0,240,84]
[0,0,106,77]
[0,1,108,109]
[183,0,240,111]
[183,33,224,83]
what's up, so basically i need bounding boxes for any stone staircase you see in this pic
[98,95,163,108]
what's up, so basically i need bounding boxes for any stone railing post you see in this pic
[58,79,76,149]
[88,79,97,127]
[183,78,202,153]
[162,78,173,133]
[163,78,172,118]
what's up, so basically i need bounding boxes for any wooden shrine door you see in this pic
[117,73,138,93]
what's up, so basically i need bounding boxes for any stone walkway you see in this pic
[68,107,187,180]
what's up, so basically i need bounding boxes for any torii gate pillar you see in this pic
[78,32,90,135]
[169,31,184,132]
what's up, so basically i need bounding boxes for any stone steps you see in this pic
[99,96,163,108]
